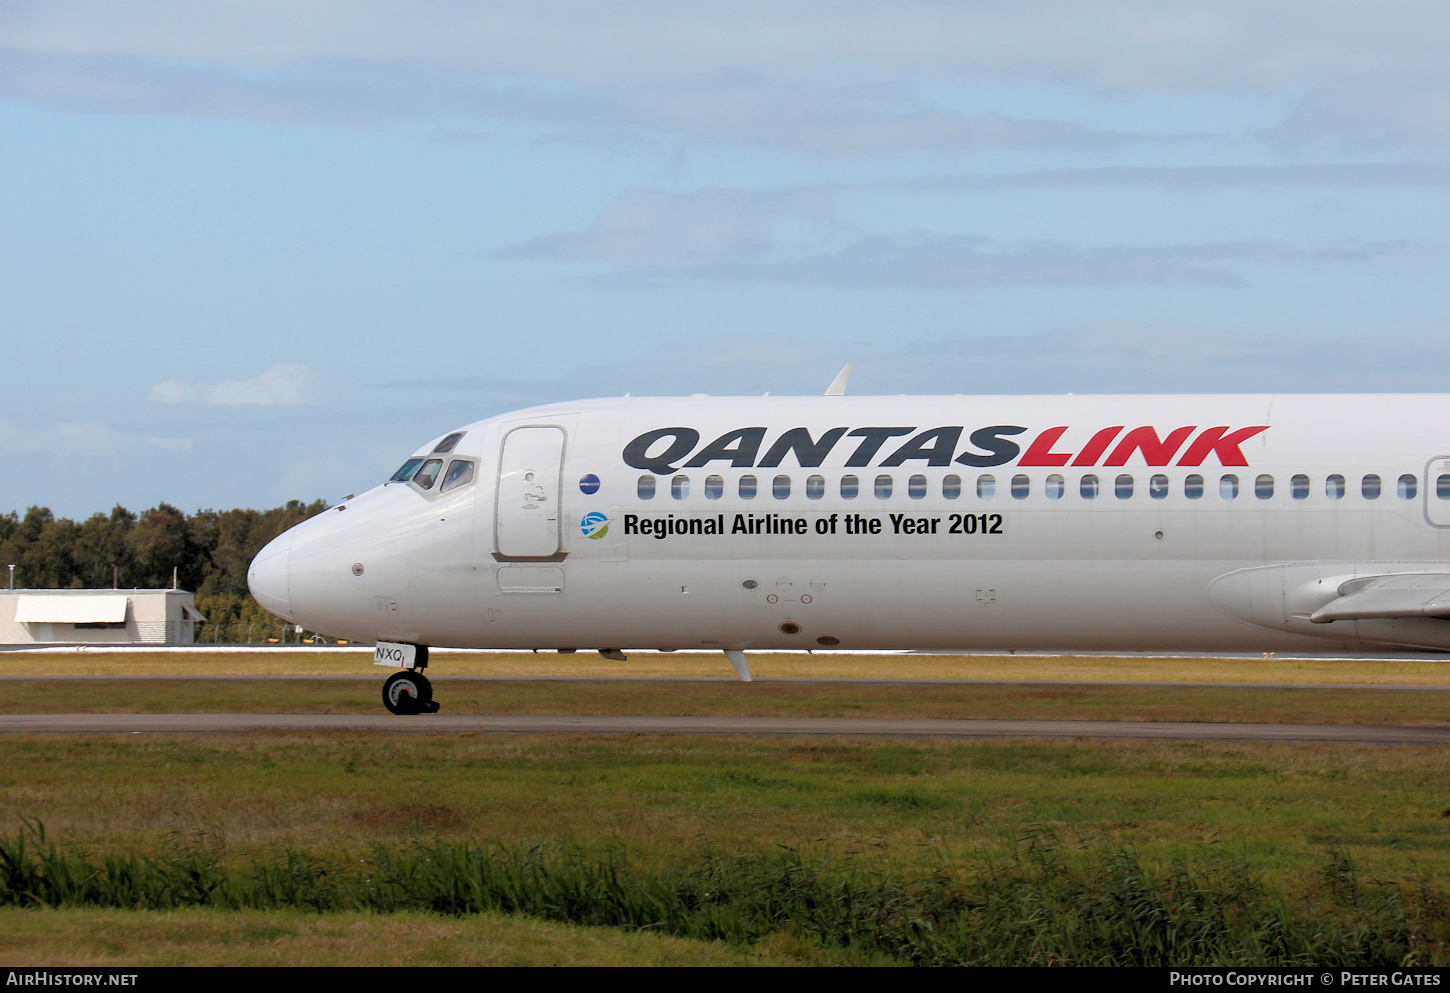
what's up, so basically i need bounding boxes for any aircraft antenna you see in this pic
[824,363,852,396]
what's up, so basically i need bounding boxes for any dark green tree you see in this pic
[126,503,198,589]
[73,506,136,589]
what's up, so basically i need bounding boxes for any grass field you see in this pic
[4,733,1445,869]
[0,732,1446,964]
[0,650,1447,965]
[1,677,1448,725]
[9,648,1450,684]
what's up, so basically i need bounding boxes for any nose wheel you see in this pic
[382,670,439,715]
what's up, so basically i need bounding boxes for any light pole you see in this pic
[7,565,12,590]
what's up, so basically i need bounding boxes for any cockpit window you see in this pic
[433,432,466,454]
[440,459,476,493]
[414,459,444,490]
[390,458,424,483]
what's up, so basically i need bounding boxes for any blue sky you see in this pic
[2,1,1449,517]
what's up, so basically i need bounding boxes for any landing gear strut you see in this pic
[382,669,440,715]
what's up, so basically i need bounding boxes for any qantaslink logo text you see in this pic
[622,425,1270,474]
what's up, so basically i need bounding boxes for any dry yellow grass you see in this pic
[6,648,1450,684]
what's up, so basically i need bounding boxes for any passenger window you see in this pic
[1291,474,1309,500]
[806,475,825,500]
[908,474,927,499]
[840,474,859,499]
[671,475,690,499]
[1362,474,1381,499]
[773,475,791,499]
[1045,474,1065,499]
[705,475,724,500]
[977,474,995,499]
[1149,474,1168,500]
[942,474,962,499]
[432,432,465,454]
[874,474,893,499]
[1439,474,1450,499]
[440,459,475,493]
[390,458,424,483]
[739,475,758,499]
[1398,474,1417,499]
[1011,475,1030,499]
[1080,474,1099,499]
[638,475,657,499]
[1255,474,1274,499]
[1115,474,1133,499]
[414,459,444,490]
[1220,474,1239,499]
[1184,474,1204,500]
[1326,474,1345,500]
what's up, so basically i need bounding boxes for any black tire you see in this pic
[382,670,433,715]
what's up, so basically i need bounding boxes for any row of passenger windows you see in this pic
[637,472,1445,501]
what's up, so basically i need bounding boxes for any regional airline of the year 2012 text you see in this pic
[247,370,1450,714]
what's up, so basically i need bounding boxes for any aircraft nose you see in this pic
[248,533,294,622]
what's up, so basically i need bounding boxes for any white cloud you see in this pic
[148,364,317,406]
[1,2,1441,91]
[4,1,1448,151]
[501,187,1421,288]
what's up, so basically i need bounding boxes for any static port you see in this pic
[779,622,801,635]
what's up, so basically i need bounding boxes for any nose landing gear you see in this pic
[382,669,440,715]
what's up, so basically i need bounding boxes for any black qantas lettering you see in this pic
[683,427,768,468]
[953,426,1027,467]
[623,427,700,473]
[621,423,1268,472]
[881,426,963,467]
[844,427,915,466]
[757,427,849,467]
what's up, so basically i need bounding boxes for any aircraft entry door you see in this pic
[495,426,566,559]
[1427,457,1450,528]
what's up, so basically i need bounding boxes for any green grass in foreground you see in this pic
[0,733,1448,963]
[3,733,1447,874]
[0,821,1442,966]
[0,677,1446,725]
[8,650,1450,684]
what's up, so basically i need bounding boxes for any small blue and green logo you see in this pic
[580,511,610,539]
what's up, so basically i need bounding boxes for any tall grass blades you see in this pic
[0,822,1442,966]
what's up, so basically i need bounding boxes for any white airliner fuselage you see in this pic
[248,393,1450,708]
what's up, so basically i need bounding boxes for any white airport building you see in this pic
[0,589,206,646]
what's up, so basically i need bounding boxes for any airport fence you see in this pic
[190,622,344,646]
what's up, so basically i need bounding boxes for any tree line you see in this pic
[0,501,329,643]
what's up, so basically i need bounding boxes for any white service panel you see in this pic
[496,426,565,558]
